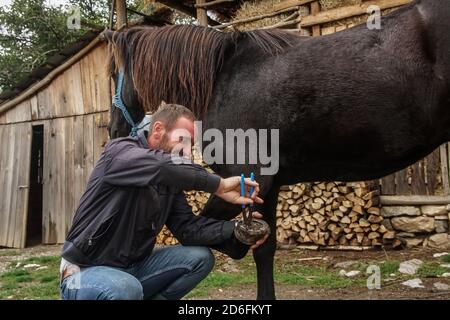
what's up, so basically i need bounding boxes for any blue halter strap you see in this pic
[113,70,139,137]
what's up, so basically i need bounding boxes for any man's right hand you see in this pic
[214,176,264,206]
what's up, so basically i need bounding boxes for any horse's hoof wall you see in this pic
[234,219,270,245]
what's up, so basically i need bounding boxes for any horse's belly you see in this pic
[276,142,440,185]
[277,162,401,184]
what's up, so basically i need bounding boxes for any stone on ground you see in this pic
[433,252,449,258]
[402,279,425,288]
[398,259,423,275]
[433,282,450,291]
[334,261,359,269]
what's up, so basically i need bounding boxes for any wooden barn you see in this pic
[0,2,175,248]
[1,0,448,250]
[0,32,111,248]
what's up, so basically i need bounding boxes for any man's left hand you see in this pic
[249,212,269,250]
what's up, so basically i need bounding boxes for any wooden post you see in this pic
[109,0,115,29]
[196,0,208,26]
[380,174,396,195]
[443,143,450,194]
[297,5,310,36]
[116,0,127,29]
[310,1,321,36]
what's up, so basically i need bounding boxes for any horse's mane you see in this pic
[107,25,297,118]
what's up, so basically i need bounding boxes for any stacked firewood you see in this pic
[156,191,210,245]
[157,182,393,249]
[156,227,179,245]
[276,182,394,247]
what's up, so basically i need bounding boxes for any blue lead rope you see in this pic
[113,70,139,137]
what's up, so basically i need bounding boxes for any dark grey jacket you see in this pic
[61,131,238,268]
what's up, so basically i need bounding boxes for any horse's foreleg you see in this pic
[253,185,279,300]
[200,195,249,259]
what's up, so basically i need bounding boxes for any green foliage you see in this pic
[0,0,110,91]
[0,0,191,93]
[441,254,450,263]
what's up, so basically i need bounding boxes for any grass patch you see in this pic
[441,254,450,263]
[186,272,257,298]
[276,265,362,288]
[187,256,365,299]
[0,255,60,300]
[0,250,20,257]
[379,261,400,277]
[23,256,60,265]
[418,262,448,278]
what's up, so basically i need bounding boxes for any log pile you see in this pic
[156,226,179,245]
[276,182,390,247]
[157,182,390,249]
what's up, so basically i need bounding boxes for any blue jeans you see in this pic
[60,245,215,300]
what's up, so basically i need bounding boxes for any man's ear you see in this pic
[153,121,164,134]
[101,29,115,43]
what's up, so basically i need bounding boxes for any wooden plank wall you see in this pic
[0,123,32,248]
[42,113,109,244]
[0,42,111,246]
[2,42,110,123]
[39,44,111,244]
[380,147,450,196]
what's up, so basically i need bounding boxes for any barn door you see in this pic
[0,123,32,248]
[26,125,44,246]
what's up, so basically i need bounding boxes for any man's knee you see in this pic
[110,277,143,300]
[62,268,144,300]
[188,247,215,273]
[90,278,143,300]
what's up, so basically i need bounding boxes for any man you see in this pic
[60,104,268,300]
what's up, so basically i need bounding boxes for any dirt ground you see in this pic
[203,248,450,300]
[1,244,450,300]
[0,244,61,273]
[203,282,450,300]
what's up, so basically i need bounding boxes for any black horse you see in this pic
[105,0,450,299]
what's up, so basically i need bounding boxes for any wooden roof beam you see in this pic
[156,0,221,26]
[194,0,236,9]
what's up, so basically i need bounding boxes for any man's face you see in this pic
[148,117,195,158]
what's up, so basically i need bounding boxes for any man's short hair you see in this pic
[149,103,195,132]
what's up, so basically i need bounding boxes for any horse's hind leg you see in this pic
[253,185,279,300]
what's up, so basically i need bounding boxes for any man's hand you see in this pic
[249,212,269,250]
[215,176,264,205]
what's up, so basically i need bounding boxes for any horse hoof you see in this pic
[234,219,270,245]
